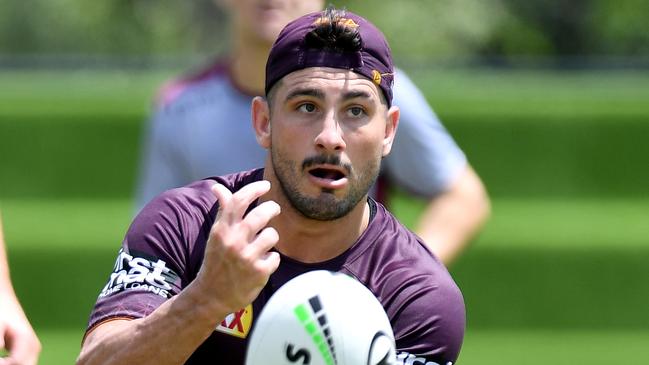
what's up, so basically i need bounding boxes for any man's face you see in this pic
[260,67,398,220]
[223,0,325,44]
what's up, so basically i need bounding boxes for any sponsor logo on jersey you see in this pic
[215,304,253,339]
[99,248,178,299]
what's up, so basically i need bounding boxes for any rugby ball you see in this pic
[245,270,396,365]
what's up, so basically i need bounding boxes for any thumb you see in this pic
[2,329,40,365]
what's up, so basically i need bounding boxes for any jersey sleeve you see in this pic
[85,187,212,333]
[134,106,194,213]
[382,68,467,197]
[390,270,466,364]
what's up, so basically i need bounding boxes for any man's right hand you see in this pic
[195,180,281,314]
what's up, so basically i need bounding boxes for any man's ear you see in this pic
[252,96,271,149]
[382,106,400,156]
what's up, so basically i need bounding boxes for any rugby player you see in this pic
[78,8,465,365]
[135,0,490,265]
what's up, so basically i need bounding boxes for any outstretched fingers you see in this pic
[209,180,281,269]
[200,180,281,311]
[212,181,271,224]
[245,226,280,266]
[243,200,281,240]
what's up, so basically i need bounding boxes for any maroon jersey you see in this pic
[86,169,465,364]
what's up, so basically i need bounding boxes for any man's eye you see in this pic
[298,103,317,113]
[348,106,365,117]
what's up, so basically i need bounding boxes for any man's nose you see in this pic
[314,111,346,153]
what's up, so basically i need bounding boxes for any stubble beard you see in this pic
[271,147,381,221]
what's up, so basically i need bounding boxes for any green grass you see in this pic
[37,328,84,365]
[409,68,649,119]
[0,70,175,118]
[1,199,132,250]
[393,195,649,249]
[393,194,649,330]
[460,329,649,364]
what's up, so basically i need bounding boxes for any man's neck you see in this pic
[229,36,272,95]
[261,169,370,263]
[271,200,370,264]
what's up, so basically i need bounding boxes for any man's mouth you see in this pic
[308,167,346,181]
[306,165,349,189]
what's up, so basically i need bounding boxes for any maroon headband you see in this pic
[265,10,395,106]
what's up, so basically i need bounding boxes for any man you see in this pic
[136,0,490,265]
[0,213,41,365]
[78,8,465,365]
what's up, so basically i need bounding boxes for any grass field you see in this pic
[1,68,648,364]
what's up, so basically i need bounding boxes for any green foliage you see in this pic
[1,0,648,60]
[481,0,649,60]
[0,0,225,55]
[338,0,508,59]
[591,0,649,55]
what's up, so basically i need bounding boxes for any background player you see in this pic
[0,213,41,365]
[135,0,491,265]
[78,8,465,364]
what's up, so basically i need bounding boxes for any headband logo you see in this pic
[314,17,360,30]
[371,70,382,85]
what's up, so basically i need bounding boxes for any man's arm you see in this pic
[0,213,41,365]
[77,181,281,365]
[414,165,491,265]
[77,285,228,364]
[134,109,191,213]
[385,69,491,266]
[77,281,230,365]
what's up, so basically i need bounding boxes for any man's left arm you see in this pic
[384,69,490,266]
[414,164,490,265]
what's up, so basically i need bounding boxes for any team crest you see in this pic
[372,70,382,85]
[216,304,253,338]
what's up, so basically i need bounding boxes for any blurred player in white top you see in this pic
[135,0,490,265]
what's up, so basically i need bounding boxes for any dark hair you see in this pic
[304,7,362,53]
